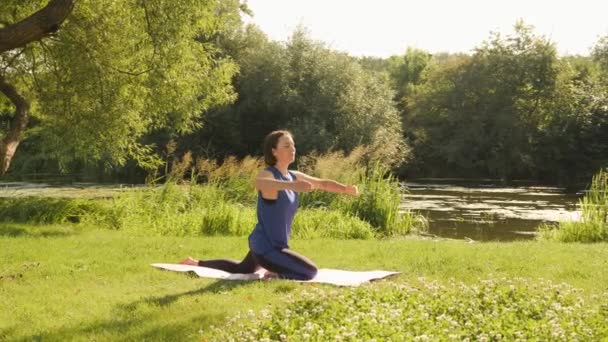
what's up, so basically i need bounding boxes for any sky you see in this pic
[243,0,608,57]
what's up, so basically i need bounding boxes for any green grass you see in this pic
[1,224,607,341]
[215,280,608,341]
[540,169,608,242]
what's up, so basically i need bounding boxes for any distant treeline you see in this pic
[2,1,606,186]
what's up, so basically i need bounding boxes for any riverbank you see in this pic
[1,224,607,340]
[1,179,582,241]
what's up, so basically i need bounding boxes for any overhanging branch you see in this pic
[0,0,75,54]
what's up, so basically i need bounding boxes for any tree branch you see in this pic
[1,48,27,72]
[0,74,28,110]
[0,0,75,54]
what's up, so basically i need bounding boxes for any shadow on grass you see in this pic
[0,327,16,341]
[125,277,257,309]
[0,223,79,238]
[12,279,259,341]
[13,314,215,342]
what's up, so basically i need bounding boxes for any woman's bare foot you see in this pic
[178,256,199,266]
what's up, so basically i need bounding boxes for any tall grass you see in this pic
[0,148,426,239]
[194,155,264,205]
[85,183,256,236]
[298,148,366,208]
[299,148,428,236]
[539,169,608,242]
[0,197,104,224]
[338,161,428,236]
[81,182,375,239]
[153,147,426,236]
[292,208,375,239]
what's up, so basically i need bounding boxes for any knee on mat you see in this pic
[291,266,317,281]
[305,267,318,280]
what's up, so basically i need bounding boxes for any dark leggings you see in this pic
[198,249,318,280]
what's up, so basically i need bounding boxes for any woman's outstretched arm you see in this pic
[254,169,313,194]
[291,171,359,196]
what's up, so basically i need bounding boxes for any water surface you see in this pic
[400,179,582,241]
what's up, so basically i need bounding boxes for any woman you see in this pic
[180,130,359,280]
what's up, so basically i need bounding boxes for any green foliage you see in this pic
[387,47,432,106]
[188,26,407,164]
[535,75,608,183]
[146,148,428,237]
[192,155,264,205]
[405,21,560,180]
[2,11,608,186]
[592,35,608,76]
[0,149,425,239]
[539,169,608,242]
[0,0,242,172]
[212,279,608,341]
[298,148,367,208]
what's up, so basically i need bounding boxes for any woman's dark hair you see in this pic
[263,130,293,165]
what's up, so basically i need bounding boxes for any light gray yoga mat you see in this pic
[151,263,400,286]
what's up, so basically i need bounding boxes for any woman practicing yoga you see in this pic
[180,130,359,280]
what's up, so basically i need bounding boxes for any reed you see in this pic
[539,169,608,242]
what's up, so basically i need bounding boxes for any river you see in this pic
[400,179,582,241]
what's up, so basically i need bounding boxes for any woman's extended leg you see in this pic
[179,251,261,274]
[255,248,318,280]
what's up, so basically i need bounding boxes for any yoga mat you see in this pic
[151,263,400,287]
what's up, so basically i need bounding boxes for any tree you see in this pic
[534,53,608,184]
[0,0,75,175]
[592,35,608,76]
[405,21,559,180]
[0,0,243,176]
[186,26,406,166]
[387,47,432,107]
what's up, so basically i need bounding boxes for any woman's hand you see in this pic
[345,185,360,196]
[292,180,314,193]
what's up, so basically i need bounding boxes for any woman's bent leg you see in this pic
[196,251,261,274]
[254,249,317,280]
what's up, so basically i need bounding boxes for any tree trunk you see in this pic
[0,0,75,54]
[0,74,30,176]
[0,0,75,175]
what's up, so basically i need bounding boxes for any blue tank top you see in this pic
[248,166,299,255]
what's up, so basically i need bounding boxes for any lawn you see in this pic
[1,224,607,341]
